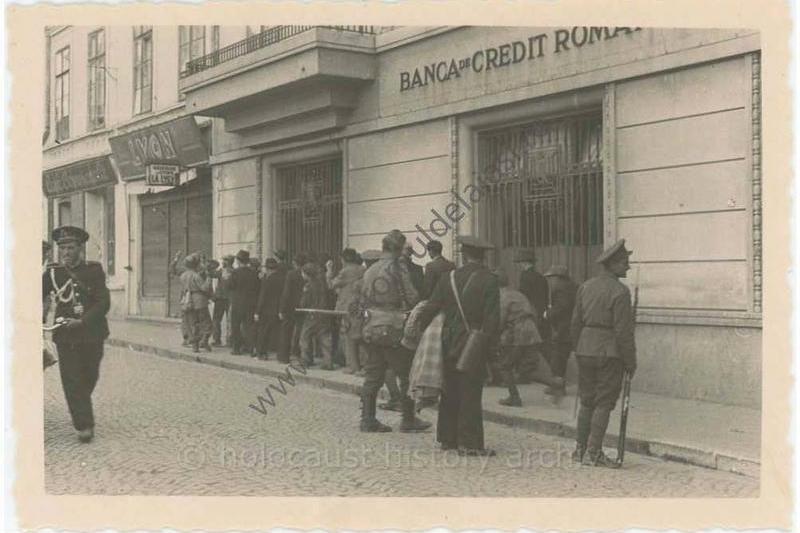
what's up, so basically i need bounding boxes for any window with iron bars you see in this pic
[54,46,70,141]
[133,26,153,115]
[87,29,106,131]
[476,113,604,250]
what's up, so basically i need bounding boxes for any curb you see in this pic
[107,337,759,478]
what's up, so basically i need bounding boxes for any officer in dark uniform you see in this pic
[42,226,110,443]
[570,239,637,467]
[417,235,500,456]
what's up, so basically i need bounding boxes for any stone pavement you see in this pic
[104,316,761,477]
[45,345,758,496]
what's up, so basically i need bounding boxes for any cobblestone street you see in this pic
[44,346,759,497]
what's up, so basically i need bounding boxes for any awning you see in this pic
[108,116,209,181]
[42,155,117,198]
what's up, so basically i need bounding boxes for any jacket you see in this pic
[279,268,305,318]
[229,265,260,313]
[329,263,365,313]
[546,275,578,342]
[403,258,425,297]
[256,268,287,317]
[422,256,456,300]
[519,267,549,320]
[417,262,500,364]
[299,276,330,329]
[361,253,420,312]
[180,269,212,310]
[42,261,110,344]
[570,271,636,367]
[499,286,542,347]
[211,266,233,300]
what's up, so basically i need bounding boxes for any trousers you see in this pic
[187,307,213,346]
[547,339,572,379]
[230,307,255,352]
[299,318,332,366]
[56,340,104,431]
[576,356,624,451]
[212,299,230,344]
[344,336,367,373]
[256,314,281,355]
[361,344,413,400]
[438,357,486,450]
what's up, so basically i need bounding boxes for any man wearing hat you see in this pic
[254,258,286,359]
[278,252,308,364]
[417,235,501,456]
[229,249,260,355]
[42,226,110,443]
[209,255,234,347]
[543,265,578,396]
[570,238,637,467]
[359,230,430,433]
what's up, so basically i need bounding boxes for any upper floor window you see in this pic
[179,26,206,77]
[87,29,106,131]
[54,46,70,141]
[133,26,153,115]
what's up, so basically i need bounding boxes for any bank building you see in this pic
[42,25,761,409]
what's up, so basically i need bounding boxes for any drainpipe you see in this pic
[42,29,51,146]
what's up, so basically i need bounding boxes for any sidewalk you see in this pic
[107,317,760,477]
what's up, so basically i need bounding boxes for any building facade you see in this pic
[44,25,762,409]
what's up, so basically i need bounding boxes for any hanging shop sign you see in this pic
[109,116,208,181]
[399,26,642,92]
[145,164,181,187]
[42,156,117,198]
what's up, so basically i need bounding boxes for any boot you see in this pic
[399,398,431,432]
[583,448,620,468]
[575,405,593,464]
[498,384,522,407]
[360,392,392,433]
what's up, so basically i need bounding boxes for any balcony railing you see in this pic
[181,25,379,78]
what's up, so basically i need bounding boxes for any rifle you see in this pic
[294,308,348,317]
[616,270,639,466]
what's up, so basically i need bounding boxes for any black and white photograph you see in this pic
[5,3,796,530]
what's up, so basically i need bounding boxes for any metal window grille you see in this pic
[476,112,604,282]
[275,158,343,262]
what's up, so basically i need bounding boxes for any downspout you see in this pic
[42,29,51,146]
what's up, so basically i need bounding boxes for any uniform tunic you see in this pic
[42,261,110,431]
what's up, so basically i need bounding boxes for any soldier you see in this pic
[229,250,260,355]
[180,254,214,353]
[42,226,110,443]
[359,230,431,433]
[417,236,500,456]
[543,265,578,397]
[570,239,637,467]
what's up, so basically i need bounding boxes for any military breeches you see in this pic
[361,344,413,400]
[577,356,624,451]
[187,307,213,345]
[56,340,104,431]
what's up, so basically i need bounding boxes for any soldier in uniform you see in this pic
[359,230,431,433]
[417,236,500,456]
[570,239,637,467]
[42,226,110,443]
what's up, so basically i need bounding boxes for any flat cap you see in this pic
[544,265,569,277]
[52,225,89,245]
[595,238,633,264]
[511,247,535,262]
[361,249,382,261]
[457,235,495,250]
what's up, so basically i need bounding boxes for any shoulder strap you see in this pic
[450,270,478,331]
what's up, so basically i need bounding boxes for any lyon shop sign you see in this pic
[399,26,641,92]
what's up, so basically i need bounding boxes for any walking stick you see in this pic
[616,273,639,466]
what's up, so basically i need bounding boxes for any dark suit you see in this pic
[278,267,305,362]
[418,262,500,451]
[42,261,110,431]
[422,255,456,300]
[545,275,578,378]
[518,266,550,382]
[403,258,425,298]
[229,265,260,353]
[255,268,287,355]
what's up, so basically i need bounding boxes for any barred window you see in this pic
[87,29,106,131]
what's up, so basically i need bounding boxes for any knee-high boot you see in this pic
[360,391,391,433]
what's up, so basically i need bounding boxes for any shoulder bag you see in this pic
[451,270,490,374]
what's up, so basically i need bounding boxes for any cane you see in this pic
[616,370,632,465]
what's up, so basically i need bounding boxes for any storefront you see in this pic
[109,115,212,318]
[183,26,761,407]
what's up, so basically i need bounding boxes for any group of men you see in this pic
[43,224,637,469]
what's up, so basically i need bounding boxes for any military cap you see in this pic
[236,249,250,263]
[457,235,495,250]
[361,249,382,261]
[511,247,535,263]
[544,265,569,278]
[263,258,279,270]
[595,238,633,265]
[52,225,89,245]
